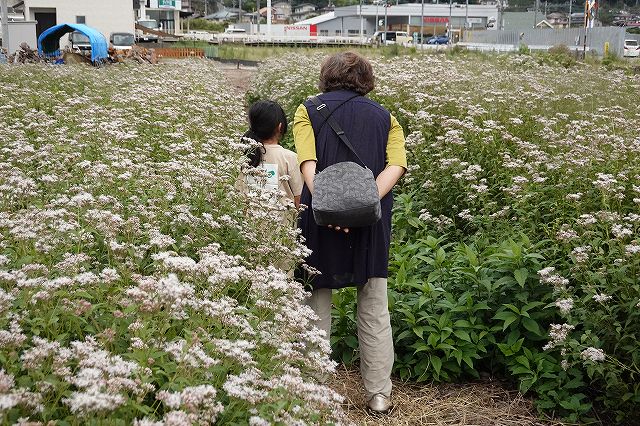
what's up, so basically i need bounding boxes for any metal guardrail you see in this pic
[211,35,371,46]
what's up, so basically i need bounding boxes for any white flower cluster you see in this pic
[581,347,605,362]
[592,293,612,303]
[555,298,574,316]
[538,267,569,289]
[543,323,575,351]
[0,62,346,424]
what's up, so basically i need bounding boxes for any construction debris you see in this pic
[62,51,92,65]
[8,42,44,64]
[109,45,157,64]
[4,42,157,66]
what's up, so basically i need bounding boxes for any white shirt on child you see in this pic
[245,144,303,206]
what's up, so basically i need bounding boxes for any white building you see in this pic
[272,1,292,22]
[298,3,499,38]
[292,3,317,22]
[138,0,183,34]
[11,0,135,40]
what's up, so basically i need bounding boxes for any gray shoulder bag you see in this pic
[308,96,382,228]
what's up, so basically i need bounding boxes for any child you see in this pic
[241,100,303,210]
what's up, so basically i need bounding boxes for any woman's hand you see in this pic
[328,224,349,233]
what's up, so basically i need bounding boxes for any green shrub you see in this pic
[251,52,640,422]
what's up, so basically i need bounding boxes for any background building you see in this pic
[11,0,135,39]
[298,3,499,38]
[272,1,292,23]
[292,3,317,23]
[137,0,183,34]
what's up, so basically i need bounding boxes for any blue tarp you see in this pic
[38,23,108,63]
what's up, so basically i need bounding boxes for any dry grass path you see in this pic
[328,365,562,426]
[218,62,562,426]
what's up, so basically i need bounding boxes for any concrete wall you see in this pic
[6,21,38,54]
[462,26,627,56]
[23,0,135,44]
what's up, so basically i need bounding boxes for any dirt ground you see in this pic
[215,61,258,95]
[219,64,563,426]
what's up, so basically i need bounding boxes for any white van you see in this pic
[624,39,639,57]
[217,28,248,42]
[370,31,412,45]
[184,30,213,42]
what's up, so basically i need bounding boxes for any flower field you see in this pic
[0,62,347,424]
[249,52,640,423]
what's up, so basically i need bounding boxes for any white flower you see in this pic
[581,347,605,362]
[625,244,640,256]
[543,323,575,350]
[538,267,569,288]
[592,293,612,303]
[63,390,126,415]
[555,298,574,315]
[611,224,633,240]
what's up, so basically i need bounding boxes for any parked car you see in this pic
[215,27,248,43]
[136,19,159,43]
[427,35,450,45]
[623,39,639,57]
[415,33,433,44]
[110,33,135,51]
[183,30,214,42]
[369,31,412,45]
[69,32,92,52]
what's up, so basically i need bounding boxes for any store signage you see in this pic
[152,0,182,9]
[284,24,318,37]
[423,17,449,23]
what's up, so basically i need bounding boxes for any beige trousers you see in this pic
[306,277,394,399]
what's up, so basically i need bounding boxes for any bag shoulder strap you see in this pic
[309,95,368,168]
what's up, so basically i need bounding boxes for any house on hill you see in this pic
[292,3,317,22]
[272,1,292,22]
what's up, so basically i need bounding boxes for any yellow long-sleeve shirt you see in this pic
[292,103,407,169]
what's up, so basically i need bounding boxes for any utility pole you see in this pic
[384,1,388,32]
[359,0,364,41]
[465,0,468,31]
[448,0,452,42]
[534,0,538,27]
[267,0,271,38]
[205,0,208,17]
[420,0,424,44]
[239,0,242,23]
[1,0,8,52]
[257,0,260,33]
[568,0,572,28]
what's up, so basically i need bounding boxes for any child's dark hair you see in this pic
[243,100,288,167]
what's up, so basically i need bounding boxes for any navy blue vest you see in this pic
[298,90,393,289]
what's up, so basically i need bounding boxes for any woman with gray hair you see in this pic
[293,51,407,414]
